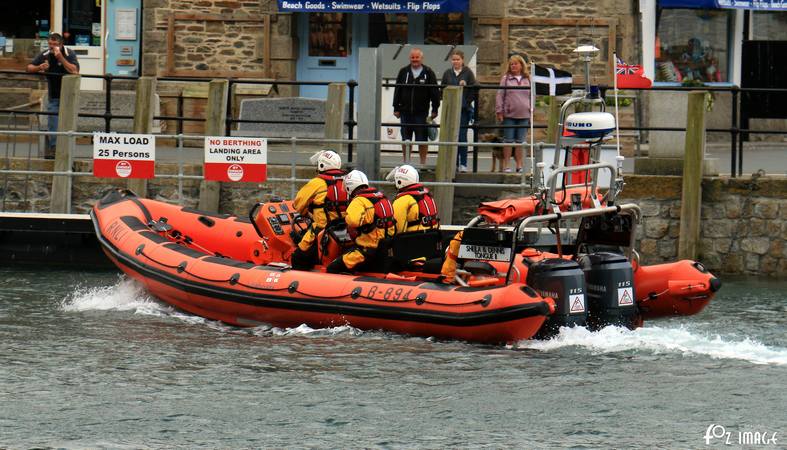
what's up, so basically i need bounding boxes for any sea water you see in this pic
[0,268,785,448]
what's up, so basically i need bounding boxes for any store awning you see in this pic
[276,0,469,13]
[659,0,787,10]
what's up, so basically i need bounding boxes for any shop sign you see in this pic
[93,132,155,179]
[277,0,469,13]
[204,137,267,183]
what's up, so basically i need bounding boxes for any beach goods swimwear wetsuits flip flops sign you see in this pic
[204,137,267,182]
[93,132,156,179]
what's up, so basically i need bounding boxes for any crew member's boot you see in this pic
[326,256,350,274]
[290,247,315,270]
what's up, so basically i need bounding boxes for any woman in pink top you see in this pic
[495,54,531,173]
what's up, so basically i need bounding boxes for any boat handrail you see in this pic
[504,203,642,284]
[545,161,618,210]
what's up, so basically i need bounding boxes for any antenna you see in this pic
[573,44,599,94]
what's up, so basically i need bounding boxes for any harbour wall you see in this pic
[1,159,785,276]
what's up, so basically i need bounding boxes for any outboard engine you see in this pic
[525,258,587,339]
[578,252,638,330]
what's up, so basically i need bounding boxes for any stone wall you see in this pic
[142,0,297,79]
[618,175,787,276]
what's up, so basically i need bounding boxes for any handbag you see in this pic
[427,117,438,141]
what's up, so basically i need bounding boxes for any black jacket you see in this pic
[392,64,441,116]
[441,66,478,112]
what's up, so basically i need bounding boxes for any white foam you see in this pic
[516,325,787,366]
[61,276,168,317]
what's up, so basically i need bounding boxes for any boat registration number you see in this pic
[458,244,511,262]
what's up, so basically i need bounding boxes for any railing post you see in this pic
[347,79,356,162]
[324,82,347,154]
[678,91,706,260]
[127,76,156,197]
[545,96,560,144]
[434,85,462,224]
[730,87,738,178]
[49,74,80,214]
[198,79,229,212]
[471,85,480,173]
[104,73,113,132]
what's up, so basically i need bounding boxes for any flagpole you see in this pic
[529,62,535,184]
[613,52,621,158]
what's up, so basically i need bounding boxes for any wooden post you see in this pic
[127,76,156,197]
[324,82,346,154]
[198,79,229,212]
[49,75,80,213]
[678,91,706,260]
[433,86,462,224]
[545,96,560,144]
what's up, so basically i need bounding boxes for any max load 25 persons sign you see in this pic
[204,137,268,183]
[93,132,156,179]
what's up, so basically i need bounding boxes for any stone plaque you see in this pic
[74,91,162,133]
[235,97,347,139]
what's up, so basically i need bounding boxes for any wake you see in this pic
[61,277,787,365]
[516,325,787,366]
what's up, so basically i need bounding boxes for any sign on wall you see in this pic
[93,132,155,179]
[204,137,267,183]
[276,0,469,13]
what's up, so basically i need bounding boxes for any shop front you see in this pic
[0,0,142,90]
[641,0,787,86]
[278,0,470,97]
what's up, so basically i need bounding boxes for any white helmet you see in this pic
[344,170,369,195]
[309,150,341,172]
[385,164,419,189]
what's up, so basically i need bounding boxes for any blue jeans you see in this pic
[502,118,529,143]
[47,98,60,151]
[457,108,472,167]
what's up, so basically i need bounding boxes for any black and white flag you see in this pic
[532,65,573,96]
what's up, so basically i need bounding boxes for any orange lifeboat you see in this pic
[90,190,554,344]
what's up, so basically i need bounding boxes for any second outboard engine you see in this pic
[578,252,638,330]
[526,258,587,339]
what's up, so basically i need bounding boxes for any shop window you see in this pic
[368,13,408,47]
[309,13,351,57]
[752,11,787,41]
[0,0,50,39]
[424,13,464,45]
[655,8,731,83]
[62,0,102,46]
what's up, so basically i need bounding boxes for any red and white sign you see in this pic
[93,132,155,179]
[204,137,267,182]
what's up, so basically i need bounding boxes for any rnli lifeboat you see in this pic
[90,190,555,344]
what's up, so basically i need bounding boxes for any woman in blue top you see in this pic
[441,50,477,173]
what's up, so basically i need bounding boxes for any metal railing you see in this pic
[2,70,786,178]
[0,128,546,214]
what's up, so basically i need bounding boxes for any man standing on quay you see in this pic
[27,33,80,159]
[392,48,440,166]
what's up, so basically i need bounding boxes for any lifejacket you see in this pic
[310,170,349,217]
[355,187,395,236]
[396,183,439,228]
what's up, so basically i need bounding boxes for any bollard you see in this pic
[324,83,347,154]
[127,76,156,197]
[433,86,462,224]
[50,75,80,214]
[198,79,229,212]
[678,91,707,260]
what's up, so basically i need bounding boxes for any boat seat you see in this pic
[390,230,443,268]
[462,261,498,276]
